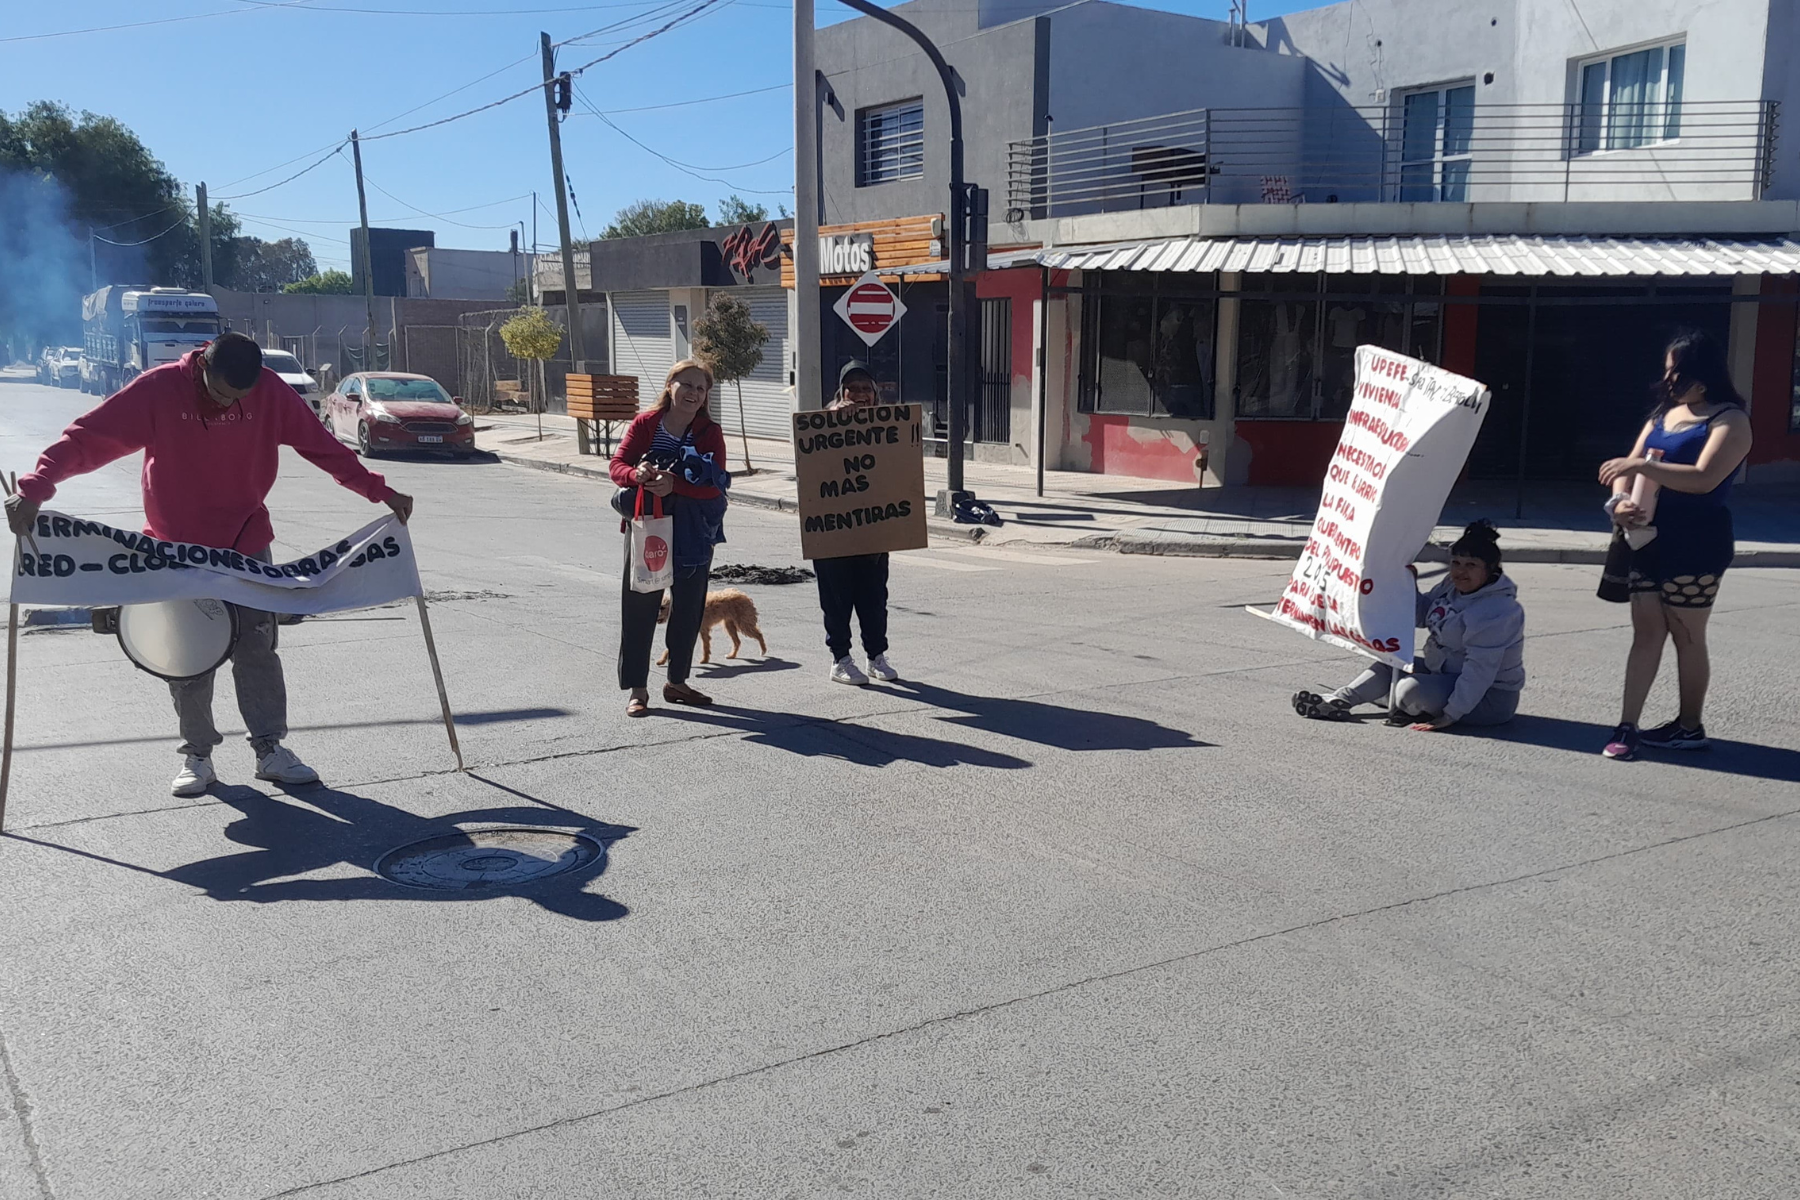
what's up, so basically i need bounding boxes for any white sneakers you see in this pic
[171,745,320,795]
[830,655,899,685]
[171,755,217,797]
[255,745,322,785]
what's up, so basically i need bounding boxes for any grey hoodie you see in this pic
[1416,573,1526,723]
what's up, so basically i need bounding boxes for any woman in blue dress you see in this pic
[1597,330,1754,760]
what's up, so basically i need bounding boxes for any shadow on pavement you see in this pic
[17,706,572,753]
[883,680,1212,753]
[1483,715,1800,783]
[663,704,1033,769]
[149,779,636,920]
[694,656,803,681]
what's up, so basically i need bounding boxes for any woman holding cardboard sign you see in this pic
[610,360,730,716]
[1596,331,1753,761]
[815,361,900,687]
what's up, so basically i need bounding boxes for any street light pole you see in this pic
[793,0,823,413]
[832,0,978,510]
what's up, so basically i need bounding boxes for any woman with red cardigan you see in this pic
[609,359,730,716]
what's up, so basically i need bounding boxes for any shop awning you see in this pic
[964,234,1800,277]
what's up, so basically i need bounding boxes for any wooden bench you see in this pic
[566,374,640,455]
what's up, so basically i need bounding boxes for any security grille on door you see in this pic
[611,291,674,398]
[717,287,793,441]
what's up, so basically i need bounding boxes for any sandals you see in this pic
[663,682,713,707]
[626,692,650,717]
[1292,690,1355,721]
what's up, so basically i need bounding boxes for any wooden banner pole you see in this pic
[1,597,17,831]
[413,593,463,771]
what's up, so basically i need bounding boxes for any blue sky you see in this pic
[3,0,1331,272]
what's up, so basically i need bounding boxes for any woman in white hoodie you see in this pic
[1293,520,1525,731]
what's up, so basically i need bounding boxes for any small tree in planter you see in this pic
[499,306,564,439]
[692,292,770,472]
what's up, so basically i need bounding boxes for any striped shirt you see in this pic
[646,419,693,469]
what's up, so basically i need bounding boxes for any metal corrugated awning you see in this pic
[1015,234,1800,276]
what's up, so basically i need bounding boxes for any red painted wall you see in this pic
[1078,414,1206,482]
[1234,420,1344,486]
[1750,276,1800,467]
[1442,274,1480,377]
[978,268,1042,427]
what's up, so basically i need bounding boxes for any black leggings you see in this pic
[814,553,889,661]
[618,549,711,690]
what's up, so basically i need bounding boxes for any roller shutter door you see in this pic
[610,291,673,402]
[710,287,793,441]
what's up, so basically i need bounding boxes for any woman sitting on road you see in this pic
[610,359,730,717]
[1293,519,1525,731]
[1597,330,1754,760]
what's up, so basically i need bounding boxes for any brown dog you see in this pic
[657,588,768,665]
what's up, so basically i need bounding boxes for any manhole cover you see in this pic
[374,828,603,891]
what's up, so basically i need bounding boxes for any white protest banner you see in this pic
[9,511,421,614]
[1270,346,1490,668]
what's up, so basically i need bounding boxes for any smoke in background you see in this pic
[0,169,87,363]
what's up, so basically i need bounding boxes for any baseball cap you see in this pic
[838,360,875,387]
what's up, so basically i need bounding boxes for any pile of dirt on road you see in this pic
[709,564,814,585]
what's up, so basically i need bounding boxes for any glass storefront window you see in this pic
[1234,291,1317,418]
[1237,275,1445,420]
[1081,277,1217,419]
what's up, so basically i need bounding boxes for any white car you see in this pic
[261,349,322,414]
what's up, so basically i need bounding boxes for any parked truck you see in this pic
[81,286,222,395]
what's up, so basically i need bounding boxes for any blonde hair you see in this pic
[654,358,715,424]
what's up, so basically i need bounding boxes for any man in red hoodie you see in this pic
[4,333,413,797]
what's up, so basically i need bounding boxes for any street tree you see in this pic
[716,195,769,226]
[692,292,769,471]
[228,237,318,292]
[283,269,355,295]
[500,306,565,436]
[602,199,708,239]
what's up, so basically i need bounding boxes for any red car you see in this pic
[323,372,477,458]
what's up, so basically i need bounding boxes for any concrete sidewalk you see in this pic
[477,410,1800,565]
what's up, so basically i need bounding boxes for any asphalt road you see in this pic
[1,372,1797,1200]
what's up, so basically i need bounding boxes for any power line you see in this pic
[361,175,528,230]
[92,216,190,247]
[213,144,347,200]
[0,0,315,43]
[584,81,788,114]
[575,88,792,194]
[360,0,730,142]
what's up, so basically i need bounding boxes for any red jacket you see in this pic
[18,350,394,553]
[607,408,728,500]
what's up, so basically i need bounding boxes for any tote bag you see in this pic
[629,489,675,594]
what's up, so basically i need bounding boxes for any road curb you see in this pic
[492,451,987,543]
[1081,531,1800,567]
[494,453,1794,566]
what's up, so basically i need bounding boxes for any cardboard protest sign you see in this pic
[1271,346,1490,668]
[9,512,422,614]
[792,403,927,560]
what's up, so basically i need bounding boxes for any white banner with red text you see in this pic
[1270,346,1491,668]
[9,511,421,614]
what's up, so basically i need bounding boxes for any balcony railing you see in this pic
[1006,100,1779,221]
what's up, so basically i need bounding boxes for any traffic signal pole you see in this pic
[830,0,979,511]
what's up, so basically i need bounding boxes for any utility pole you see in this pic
[88,228,97,291]
[196,182,214,292]
[350,130,378,369]
[793,0,823,411]
[542,32,590,451]
[834,0,978,510]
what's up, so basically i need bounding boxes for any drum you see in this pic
[116,599,240,682]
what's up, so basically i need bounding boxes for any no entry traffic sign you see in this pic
[833,271,906,347]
